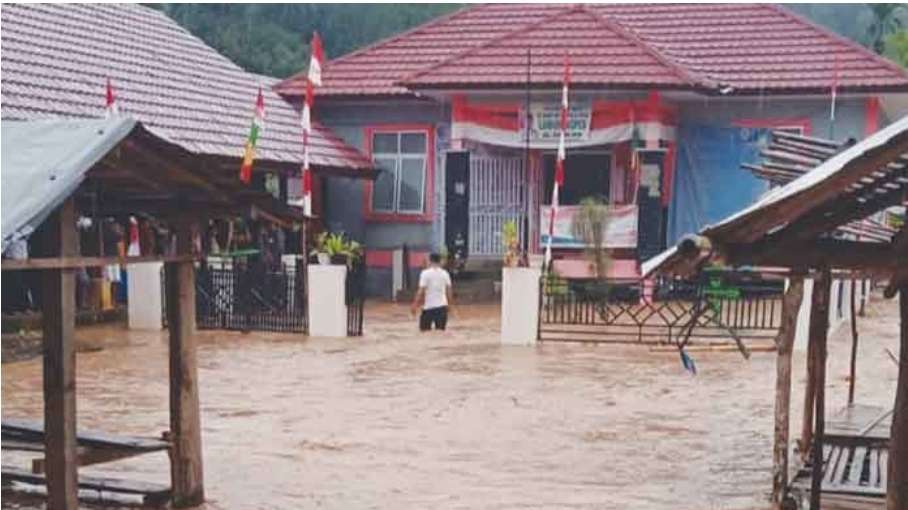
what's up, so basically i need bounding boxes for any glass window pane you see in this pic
[372,157,397,212]
[373,133,398,154]
[400,133,426,154]
[398,157,425,213]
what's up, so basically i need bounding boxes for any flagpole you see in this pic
[523,47,531,265]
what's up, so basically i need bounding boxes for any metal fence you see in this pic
[539,270,785,345]
[194,258,307,334]
[345,261,366,336]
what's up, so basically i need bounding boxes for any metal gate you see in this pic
[539,271,784,345]
[194,259,307,333]
[468,155,528,257]
[345,261,366,336]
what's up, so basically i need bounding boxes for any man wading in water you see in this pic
[410,253,454,331]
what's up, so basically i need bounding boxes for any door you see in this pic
[468,155,527,257]
[445,152,470,261]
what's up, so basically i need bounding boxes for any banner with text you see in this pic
[539,204,638,249]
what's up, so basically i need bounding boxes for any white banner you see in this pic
[539,204,638,249]
[525,101,591,143]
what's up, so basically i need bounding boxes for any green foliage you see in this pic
[571,197,610,280]
[154,4,461,78]
[312,231,362,261]
[885,30,908,67]
[501,220,520,267]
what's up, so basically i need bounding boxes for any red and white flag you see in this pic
[105,77,119,117]
[301,32,324,216]
[830,52,840,123]
[545,54,570,267]
[307,32,325,87]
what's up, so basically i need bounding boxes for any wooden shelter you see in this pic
[644,115,908,510]
[1,116,304,508]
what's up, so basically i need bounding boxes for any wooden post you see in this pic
[771,277,804,509]
[888,284,908,510]
[809,269,831,510]
[848,279,858,405]
[800,280,817,461]
[166,221,204,507]
[42,198,79,509]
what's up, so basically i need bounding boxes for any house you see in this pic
[0,3,374,229]
[274,3,908,296]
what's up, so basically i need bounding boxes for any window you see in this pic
[371,132,428,214]
[542,152,611,205]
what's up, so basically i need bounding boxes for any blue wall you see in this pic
[666,96,869,242]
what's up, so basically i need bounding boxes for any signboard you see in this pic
[539,204,638,249]
[523,101,591,144]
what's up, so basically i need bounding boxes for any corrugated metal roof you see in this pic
[0,4,373,173]
[274,3,908,97]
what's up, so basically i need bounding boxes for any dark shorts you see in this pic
[419,306,448,331]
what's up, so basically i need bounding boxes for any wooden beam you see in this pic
[2,255,197,271]
[41,198,79,509]
[772,277,804,509]
[166,221,204,507]
[809,269,832,510]
[726,238,899,272]
[716,136,908,243]
[888,284,908,510]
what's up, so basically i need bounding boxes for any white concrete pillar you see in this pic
[127,262,164,330]
[308,264,347,337]
[501,267,541,346]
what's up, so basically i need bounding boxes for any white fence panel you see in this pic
[469,156,528,257]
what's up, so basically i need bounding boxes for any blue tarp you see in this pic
[667,124,770,244]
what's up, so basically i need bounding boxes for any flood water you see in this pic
[2,297,901,509]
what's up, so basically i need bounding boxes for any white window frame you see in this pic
[371,130,428,215]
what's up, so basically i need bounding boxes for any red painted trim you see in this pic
[732,117,812,135]
[365,249,393,268]
[364,248,430,268]
[865,96,880,136]
[362,124,435,223]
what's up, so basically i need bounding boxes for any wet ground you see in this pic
[1,296,901,509]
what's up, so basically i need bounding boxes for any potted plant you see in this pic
[501,220,521,268]
[311,232,332,265]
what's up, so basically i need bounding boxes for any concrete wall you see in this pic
[318,100,451,296]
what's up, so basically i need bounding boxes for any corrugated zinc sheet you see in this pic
[0,4,373,173]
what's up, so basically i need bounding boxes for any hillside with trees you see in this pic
[156,4,907,79]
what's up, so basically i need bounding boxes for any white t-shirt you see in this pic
[419,266,452,310]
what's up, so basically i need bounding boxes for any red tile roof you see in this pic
[1,4,373,174]
[274,3,908,98]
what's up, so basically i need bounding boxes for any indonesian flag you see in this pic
[239,87,265,184]
[307,32,325,87]
[545,54,570,268]
[127,216,140,257]
[105,77,119,117]
[301,79,315,216]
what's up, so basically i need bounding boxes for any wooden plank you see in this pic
[2,465,170,499]
[2,419,169,452]
[869,448,880,487]
[41,198,78,510]
[167,222,205,507]
[2,254,197,271]
[831,445,851,487]
[847,447,868,487]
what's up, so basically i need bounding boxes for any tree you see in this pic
[865,4,907,54]
[885,30,908,68]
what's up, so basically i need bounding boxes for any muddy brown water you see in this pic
[2,298,901,509]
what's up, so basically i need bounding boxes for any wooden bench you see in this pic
[2,419,171,505]
[2,465,170,506]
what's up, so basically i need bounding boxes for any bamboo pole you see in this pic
[771,277,804,509]
[809,269,831,510]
